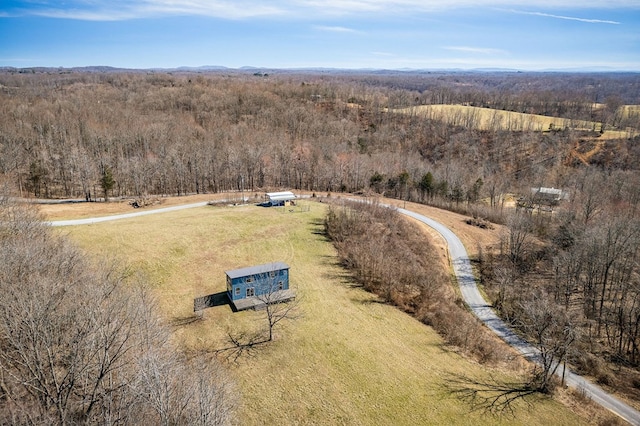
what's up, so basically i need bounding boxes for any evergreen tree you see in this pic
[101,166,115,202]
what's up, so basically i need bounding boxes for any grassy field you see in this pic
[393,104,636,140]
[54,201,587,425]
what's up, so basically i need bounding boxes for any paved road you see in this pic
[46,200,640,424]
[399,207,640,426]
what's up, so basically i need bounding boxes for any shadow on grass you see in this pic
[353,297,387,305]
[174,292,234,326]
[443,372,547,418]
[214,330,269,364]
[172,315,203,326]
[194,291,231,310]
[309,217,332,242]
[318,255,363,288]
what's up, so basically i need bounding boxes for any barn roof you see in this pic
[531,187,568,200]
[225,262,290,279]
[532,187,563,196]
[266,191,296,202]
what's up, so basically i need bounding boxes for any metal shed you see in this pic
[266,191,296,207]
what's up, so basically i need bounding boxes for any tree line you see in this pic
[323,199,505,365]
[323,199,593,411]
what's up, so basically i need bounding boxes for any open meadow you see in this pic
[51,200,587,425]
[393,104,637,140]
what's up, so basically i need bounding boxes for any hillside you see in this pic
[1,70,639,203]
[48,198,590,425]
[392,104,637,139]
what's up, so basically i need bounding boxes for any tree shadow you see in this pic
[309,218,331,241]
[172,315,203,326]
[214,330,269,364]
[318,255,363,288]
[443,372,548,417]
[353,297,387,305]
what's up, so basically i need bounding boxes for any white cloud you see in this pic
[313,25,362,34]
[138,0,285,19]
[26,1,287,21]
[9,0,640,21]
[507,9,621,24]
[31,9,138,21]
[295,0,639,14]
[443,46,508,55]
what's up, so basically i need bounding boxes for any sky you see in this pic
[1,1,639,71]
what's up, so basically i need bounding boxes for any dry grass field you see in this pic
[45,197,588,425]
[393,104,636,140]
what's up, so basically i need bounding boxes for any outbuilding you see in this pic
[265,191,296,207]
[226,262,295,311]
[531,187,567,205]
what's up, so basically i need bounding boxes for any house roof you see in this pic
[225,262,290,279]
[266,191,296,202]
[532,187,563,196]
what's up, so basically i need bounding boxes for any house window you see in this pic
[235,287,240,296]
[246,287,255,297]
[246,276,254,283]
[278,281,284,290]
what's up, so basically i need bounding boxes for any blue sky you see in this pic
[1,1,639,70]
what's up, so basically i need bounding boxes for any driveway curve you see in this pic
[398,207,640,426]
[47,200,640,424]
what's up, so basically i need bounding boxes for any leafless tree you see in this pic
[516,291,578,392]
[255,278,299,342]
[503,211,533,268]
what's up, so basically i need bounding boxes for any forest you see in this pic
[1,69,639,201]
[2,68,640,409]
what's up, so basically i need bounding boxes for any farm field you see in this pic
[48,198,588,425]
[392,104,637,139]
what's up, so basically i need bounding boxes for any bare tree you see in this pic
[504,211,533,267]
[517,291,578,391]
[255,279,299,342]
[216,271,299,364]
[0,202,139,424]
[447,292,577,415]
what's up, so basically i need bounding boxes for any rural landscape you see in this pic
[1,68,640,425]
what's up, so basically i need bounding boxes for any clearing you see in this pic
[392,104,637,140]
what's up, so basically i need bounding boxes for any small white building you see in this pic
[266,191,296,207]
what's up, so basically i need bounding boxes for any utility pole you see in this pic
[241,175,245,204]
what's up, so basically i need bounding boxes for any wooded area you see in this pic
[2,68,640,408]
[1,70,639,202]
[0,198,235,424]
